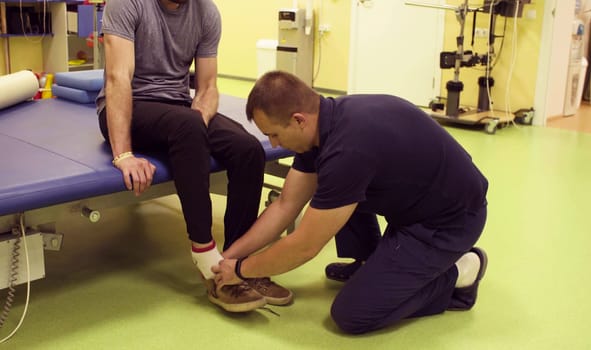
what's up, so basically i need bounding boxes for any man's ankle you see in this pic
[191,240,222,280]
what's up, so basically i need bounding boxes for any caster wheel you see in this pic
[485,119,499,134]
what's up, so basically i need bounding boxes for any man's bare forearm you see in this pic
[223,197,302,258]
[105,76,133,157]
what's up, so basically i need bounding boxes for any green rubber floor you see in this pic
[1,79,590,349]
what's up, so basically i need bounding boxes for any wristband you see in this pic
[234,257,248,280]
[112,151,134,165]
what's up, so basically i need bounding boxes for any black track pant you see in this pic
[331,206,486,334]
[99,100,265,250]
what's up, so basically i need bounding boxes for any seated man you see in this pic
[214,71,489,333]
[96,0,291,312]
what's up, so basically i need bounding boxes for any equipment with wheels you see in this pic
[407,0,531,134]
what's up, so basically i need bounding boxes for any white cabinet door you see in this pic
[348,0,444,106]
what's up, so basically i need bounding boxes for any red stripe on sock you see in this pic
[191,241,216,253]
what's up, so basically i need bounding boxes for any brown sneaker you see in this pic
[246,277,293,306]
[204,279,267,312]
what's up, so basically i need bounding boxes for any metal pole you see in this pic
[404,1,478,12]
[453,0,469,82]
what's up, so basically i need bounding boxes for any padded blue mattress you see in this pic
[0,96,292,216]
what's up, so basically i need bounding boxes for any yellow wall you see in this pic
[217,0,544,106]
[6,37,44,73]
[0,37,44,76]
[441,0,544,112]
[0,38,5,75]
[213,1,277,80]
[1,0,544,108]
[214,0,351,92]
[2,1,352,91]
[313,0,350,91]
[0,1,46,76]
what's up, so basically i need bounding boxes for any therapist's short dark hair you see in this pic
[246,70,319,126]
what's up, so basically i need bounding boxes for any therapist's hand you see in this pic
[212,259,242,287]
[113,156,156,196]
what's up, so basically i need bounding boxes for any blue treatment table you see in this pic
[0,95,293,248]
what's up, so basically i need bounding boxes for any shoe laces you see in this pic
[224,282,255,297]
[249,277,273,292]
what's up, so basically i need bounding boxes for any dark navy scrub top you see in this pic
[292,95,488,230]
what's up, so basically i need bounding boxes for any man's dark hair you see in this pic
[246,71,319,126]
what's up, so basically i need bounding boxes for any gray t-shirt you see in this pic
[96,0,221,113]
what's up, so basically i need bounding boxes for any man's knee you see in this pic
[330,298,376,335]
[172,112,208,144]
[235,135,265,166]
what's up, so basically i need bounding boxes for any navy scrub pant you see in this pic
[99,100,265,250]
[331,207,487,334]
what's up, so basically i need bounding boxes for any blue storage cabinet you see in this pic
[76,4,102,38]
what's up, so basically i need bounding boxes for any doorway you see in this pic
[348,0,445,106]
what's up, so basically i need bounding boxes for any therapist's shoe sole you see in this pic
[325,260,364,282]
[448,247,488,311]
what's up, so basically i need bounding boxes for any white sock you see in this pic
[191,241,223,280]
[455,252,480,288]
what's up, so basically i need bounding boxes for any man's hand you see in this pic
[113,155,156,196]
[212,258,242,287]
[191,104,216,127]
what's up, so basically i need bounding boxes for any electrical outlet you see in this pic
[475,27,489,38]
[319,24,331,34]
[525,9,536,20]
